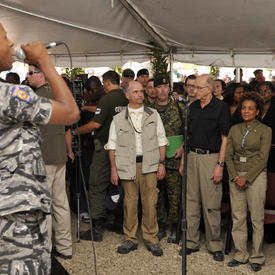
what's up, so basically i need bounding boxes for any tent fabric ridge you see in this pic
[119,0,169,52]
[0,1,153,49]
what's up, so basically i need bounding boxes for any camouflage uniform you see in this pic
[143,94,155,108]
[153,99,184,224]
[0,83,52,274]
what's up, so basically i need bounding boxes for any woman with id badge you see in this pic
[225,92,272,272]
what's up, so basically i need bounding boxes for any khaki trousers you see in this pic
[46,163,72,256]
[121,163,159,246]
[230,171,267,264]
[186,151,223,252]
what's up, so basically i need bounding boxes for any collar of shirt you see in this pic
[128,105,144,114]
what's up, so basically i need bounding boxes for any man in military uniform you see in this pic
[73,70,128,241]
[27,65,72,259]
[143,78,156,107]
[136,68,149,88]
[153,75,185,243]
[121,68,135,92]
[0,24,79,274]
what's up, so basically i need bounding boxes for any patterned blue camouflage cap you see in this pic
[154,75,169,87]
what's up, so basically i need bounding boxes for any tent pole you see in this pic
[169,48,174,90]
[236,67,241,83]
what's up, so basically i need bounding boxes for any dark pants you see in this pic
[88,148,110,219]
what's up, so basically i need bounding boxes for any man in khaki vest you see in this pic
[27,65,72,259]
[105,81,168,256]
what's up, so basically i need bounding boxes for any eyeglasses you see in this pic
[194,86,208,90]
[27,71,41,75]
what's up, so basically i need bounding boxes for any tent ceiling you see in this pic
[1,0,275,67]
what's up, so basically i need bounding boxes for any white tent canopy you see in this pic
[1,0,275,68]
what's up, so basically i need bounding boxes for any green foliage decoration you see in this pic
[209,66,220,79]
[149,43,169,78]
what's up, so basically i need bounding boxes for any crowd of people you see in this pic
[0,22,274,274]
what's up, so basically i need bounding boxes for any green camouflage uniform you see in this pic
[0,83,52,274]
[143,94,155,108]
[153,99,185,224]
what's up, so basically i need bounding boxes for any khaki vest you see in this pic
[113,106,160,180]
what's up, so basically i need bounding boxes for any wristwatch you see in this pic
[217,161,225,167]
[159,160,166,165]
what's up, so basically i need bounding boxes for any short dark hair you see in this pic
[6,72,20,84]
[102,70,120,85]
[84,76,102,91]
[258,81,275,93]
[238,91,264,119]
[185,74,196,85]
[215,79,226,92]
[223,83,243,106]
[29,64,41,71]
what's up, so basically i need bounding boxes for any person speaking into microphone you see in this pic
[0,23,79,275]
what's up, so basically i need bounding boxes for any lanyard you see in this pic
[129,113,142,134]
[241,128,250,149]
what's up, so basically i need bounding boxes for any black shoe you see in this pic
[250,263,262,272]
[211,251,224,262]
[157,221,166,240]
[227,259,248,267]
[167,223,178,243]
[147,243,163,256]
[179,247,199,256]
[79,229,103,242]
[117,240,138,254]
[52,248,72,260]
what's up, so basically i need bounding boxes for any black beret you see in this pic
[154,75,169,87]
[137,68,149,77]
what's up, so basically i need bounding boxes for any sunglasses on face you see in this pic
[27,71,41,75]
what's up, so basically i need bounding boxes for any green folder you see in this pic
[166,135,183,158]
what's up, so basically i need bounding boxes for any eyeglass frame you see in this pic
[193,85,208,90]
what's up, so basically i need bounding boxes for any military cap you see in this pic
[154,75,169,87]
[137,68,149,77]
[104,184,124,211]
[122,68,135,79]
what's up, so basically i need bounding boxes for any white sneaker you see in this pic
[80,212,90,223]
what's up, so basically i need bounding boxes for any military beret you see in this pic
[122,68,135,79]
[154,75,169,87]
[137,68,149,77]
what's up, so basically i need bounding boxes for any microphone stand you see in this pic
[181,98,189,275]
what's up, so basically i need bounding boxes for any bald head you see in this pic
[198,74,214,91]
[195,74,214,101]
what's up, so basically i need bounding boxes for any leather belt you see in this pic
[136,155,143,163]
[190,147,219,154]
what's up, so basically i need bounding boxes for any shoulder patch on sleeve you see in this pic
[95,108,101,115]
[11,86,32,103]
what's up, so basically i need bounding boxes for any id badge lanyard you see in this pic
[240,128,250,162]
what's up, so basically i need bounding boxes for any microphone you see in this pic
[13,41,63,60]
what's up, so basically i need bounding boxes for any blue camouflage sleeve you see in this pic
[2,84,52,124]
